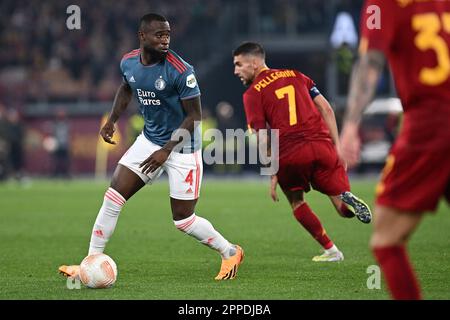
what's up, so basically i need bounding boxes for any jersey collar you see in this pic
[255,67,269,78]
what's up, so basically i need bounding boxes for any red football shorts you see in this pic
[276,140,350,196]
[376,139,450,212]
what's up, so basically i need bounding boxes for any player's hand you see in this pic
[100,120,117,145]
[339,122,360,169]
[139,148,170,174]
[270,175,279,202]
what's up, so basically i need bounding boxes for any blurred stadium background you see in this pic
[7,0,446,301]
[0,0,400,180]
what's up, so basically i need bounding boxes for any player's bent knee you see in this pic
[170,198,197,221]
[291,200,305,210]
[371,206,423,248]
[171,201,196,221]
[370,228,406,248]
[172,211,193,221]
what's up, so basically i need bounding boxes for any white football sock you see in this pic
[88,187,126,255]
[174,213,233,259]
[325,244,339,254]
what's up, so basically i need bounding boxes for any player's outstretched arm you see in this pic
[340,50,385,167]
[100,82,133,144]
[139,96,201,174]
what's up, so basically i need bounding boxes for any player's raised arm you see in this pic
[100,81,133,145]
[340,50,385,167]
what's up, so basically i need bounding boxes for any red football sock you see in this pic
[294,203,333,249]
[373,245,422,300]
[340,203,355,218]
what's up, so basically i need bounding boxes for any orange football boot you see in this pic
[58,265,80,279]
[215,245,244,280]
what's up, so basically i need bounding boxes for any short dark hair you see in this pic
[232,42,265,58]
[139,13,167,30]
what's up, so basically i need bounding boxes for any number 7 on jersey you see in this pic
[275,85,298,126]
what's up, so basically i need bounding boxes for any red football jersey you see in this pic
[360,0,450,147]
[243,68,331,154]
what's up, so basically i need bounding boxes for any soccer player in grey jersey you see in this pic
[59,13,243,281]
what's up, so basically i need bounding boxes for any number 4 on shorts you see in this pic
[185,169,194,186]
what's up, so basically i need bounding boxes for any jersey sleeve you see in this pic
[175,66,201,100]
[243,91,266,132]
[119,59,129,85]
[298,72,321,100]
[359,0,398,54]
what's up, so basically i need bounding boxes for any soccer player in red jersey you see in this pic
[233,42,372,262]
[341,0,450,299]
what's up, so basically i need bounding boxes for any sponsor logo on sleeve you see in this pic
[186,74,197,88]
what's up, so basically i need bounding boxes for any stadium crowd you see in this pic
[0,0,364,179]
[0,0,225,105]
[0,0,361,105]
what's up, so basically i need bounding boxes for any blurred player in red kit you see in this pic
[233,42,372,262]
[341,0,450,299]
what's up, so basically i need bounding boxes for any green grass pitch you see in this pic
[0,178,449,299]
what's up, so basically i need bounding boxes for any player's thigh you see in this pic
[164,149,202,206]
[370,205,424,247]
[376,144,450,212]
[117,133,164,189]
[277,144,315,194]
[311,141,350,196]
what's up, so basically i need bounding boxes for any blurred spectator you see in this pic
[0,104,10,180]
[52,108,71,178]
[6,108,25,180]
[215,101,242,175]
[215,101,238,132]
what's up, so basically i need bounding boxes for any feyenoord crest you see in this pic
[155,77,166,90]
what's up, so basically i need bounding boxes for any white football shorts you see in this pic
[118,133,203,200]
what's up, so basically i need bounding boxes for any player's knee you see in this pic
[370,228,405,248]
[172,212,188,221]
[170,198,196,221]
[171,208,194,221]
[109,181,126,199]
[291,200,305,210]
